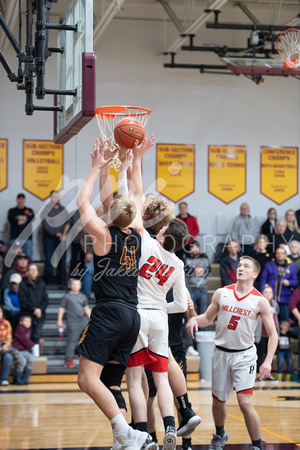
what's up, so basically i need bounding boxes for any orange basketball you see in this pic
[114,118,145,149]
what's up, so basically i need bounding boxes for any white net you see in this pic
[95,105,151,171]
[277,28,300,68]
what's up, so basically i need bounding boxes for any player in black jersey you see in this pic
[76,138,156,450]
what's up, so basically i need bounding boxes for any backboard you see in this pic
[53,0,96,144]
[222,57,300,76]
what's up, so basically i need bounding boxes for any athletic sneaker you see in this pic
[251,447,261,450]
[115,428,156,450]
[181,447,193,450]
[209,432,229,450]
[1,380,9,386]
[177,410,201,437]
[163,425,177,450]
[65,358,77,368]
[186,346,199,356]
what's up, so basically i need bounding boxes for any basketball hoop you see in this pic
[276,28,300,69]
[95,105,151,171]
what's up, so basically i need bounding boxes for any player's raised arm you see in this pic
[128,134,155,234]
[257,296,278,380]
[186,288,221,338]
[77,139,113,250]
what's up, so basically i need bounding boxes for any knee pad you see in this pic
[110,388,127,411]
[101,363,127,410]
[101,363,126,388]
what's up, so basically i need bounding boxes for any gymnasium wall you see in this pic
[0,18,299,261]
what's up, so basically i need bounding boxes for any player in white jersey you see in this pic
[187,256,278,450]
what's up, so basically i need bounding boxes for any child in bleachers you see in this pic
[277,320,293,381]
[11,315,35,384]
[57,278,91,368]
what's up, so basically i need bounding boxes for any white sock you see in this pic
[111,413,129,440]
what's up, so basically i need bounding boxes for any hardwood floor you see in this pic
[0,379,299,449]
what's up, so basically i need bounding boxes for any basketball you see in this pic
[114,118,145,149]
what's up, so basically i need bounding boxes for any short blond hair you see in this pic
[143,195,175,232]
[110,195,136,228]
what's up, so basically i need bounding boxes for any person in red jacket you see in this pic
[12,315,35,384]
[176,202,200,261]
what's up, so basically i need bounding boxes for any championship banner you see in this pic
[0,139,8,192]
[156,144,195,202]
[23,140,64,200]
[261,146,298,204]
[208,145,246,204]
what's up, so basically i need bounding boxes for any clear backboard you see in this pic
[222,57,300,76]
[53,0,96,144]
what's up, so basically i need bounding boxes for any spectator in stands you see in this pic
[41,190,70,287]
[284,209,300,242]
[260,247,298,321]
[68,209,85,279]
[3,273,22,330]
[295,208,300,228]
[1,253,29,291]
[289,287,300,381]
[220,240,241,286]
[7,193,34,259]
[267,219,288,254]
[0,240,7,286]
[277,320,293,381]
[255,285,279,381]
[231,202,260,255]
[185,241,211,315]
[289,240,300,286]
[176,201,199,261]
[0,306,13,386]
[261,207,277,239]
[57,279,91,368]
[250,234,273,289]
[18,263,48,358]
[11,315,35,385]
[184,240,211,352]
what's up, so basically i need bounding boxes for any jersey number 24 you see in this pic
[139,256,175,286]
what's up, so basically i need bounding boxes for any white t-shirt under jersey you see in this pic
[214,284,262,350]
[137,229,187,314]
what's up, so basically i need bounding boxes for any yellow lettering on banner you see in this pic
[23,140,64,200]
[0,139,8,192]
[208,145,246,204]
[156,144,195,202]
[260,146,298,204]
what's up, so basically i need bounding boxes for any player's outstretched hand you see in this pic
[92,136,113,169]
[132,133,155,157]
[186,317,198,339]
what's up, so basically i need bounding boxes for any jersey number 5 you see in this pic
[228,315,240,330]
[139,256,175,286]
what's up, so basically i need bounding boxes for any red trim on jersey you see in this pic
[128,348,158,368]
[225,284,262,302]
[127,348,168,372]
[212,394,225,402]
[237,388,254,395]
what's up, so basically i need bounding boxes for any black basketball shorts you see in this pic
[78,301,140,367]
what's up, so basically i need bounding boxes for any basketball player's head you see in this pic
[159,218,190,252]
[237,256,261,282]
[142,194,175,232]
[110,194,136,228]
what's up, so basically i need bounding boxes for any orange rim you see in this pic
[276,28,300,66]
[95,105,151,119]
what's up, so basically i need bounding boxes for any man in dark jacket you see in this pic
[7,193,34,259]
[41,190,70,286]
[19,263,48,356]
[260,247,298,321]
[220,240,241,286]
